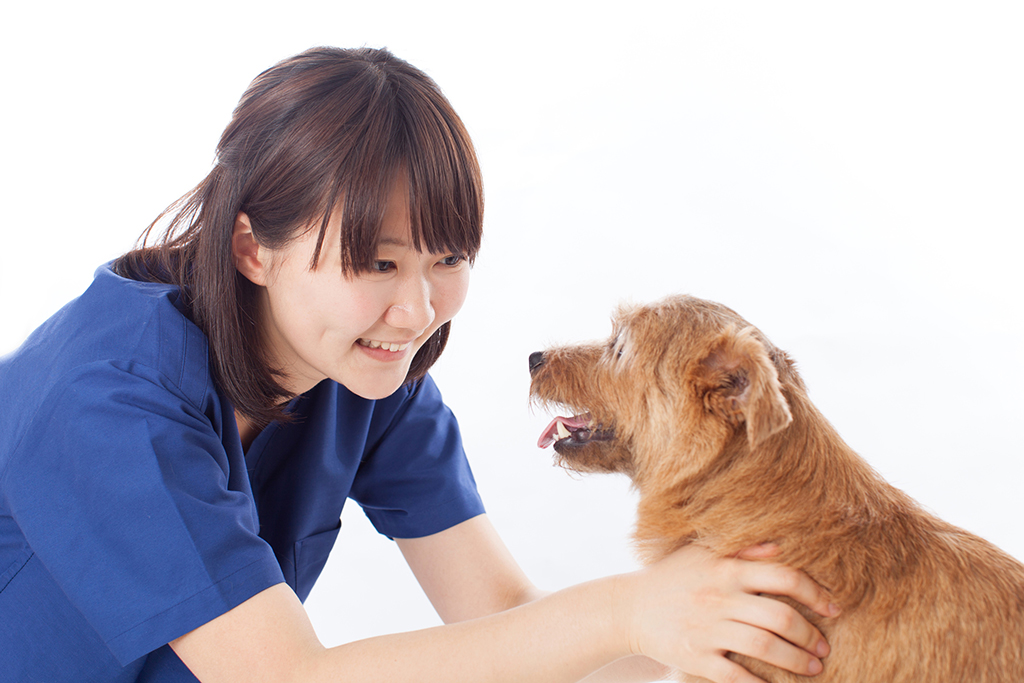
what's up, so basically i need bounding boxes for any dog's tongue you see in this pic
[537,414,591,449]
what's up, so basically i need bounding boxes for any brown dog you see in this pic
[528,295,1024,683]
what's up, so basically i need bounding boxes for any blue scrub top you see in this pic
[0,264,485,682]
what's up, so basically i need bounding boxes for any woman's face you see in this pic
[254,174,471,400]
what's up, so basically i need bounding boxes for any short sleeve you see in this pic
[1,361,284,666]
[349,375,485,539]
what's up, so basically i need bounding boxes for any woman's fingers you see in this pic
[692,657,771,683]
[723,621,824,677]
[734,543,780,561]
[736,592,830,659]
[628,545,835,682]
[739,560,839,621]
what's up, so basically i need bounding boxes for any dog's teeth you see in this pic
[556,421,572,440]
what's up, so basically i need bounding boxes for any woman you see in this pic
[0,47,834,683]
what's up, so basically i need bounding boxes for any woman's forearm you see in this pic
[306,574,633,683]
[576,656,674,683]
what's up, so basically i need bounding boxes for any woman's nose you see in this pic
[385,275,435,332]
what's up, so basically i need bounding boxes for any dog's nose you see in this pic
[528,351,546,375]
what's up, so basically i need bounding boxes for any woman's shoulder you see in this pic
[0,263,215,429]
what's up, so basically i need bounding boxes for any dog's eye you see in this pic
[608,335,626,361]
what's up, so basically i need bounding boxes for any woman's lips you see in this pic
[357,338,411,352]
[356,338,415,362]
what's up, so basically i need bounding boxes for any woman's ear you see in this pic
[232,212,270,285]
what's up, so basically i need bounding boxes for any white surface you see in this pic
[2,0,1021,650]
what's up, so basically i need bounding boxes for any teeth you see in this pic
[556,421,572,440]
[359,339,410,352]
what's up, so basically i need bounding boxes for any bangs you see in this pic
[313,61,484,274]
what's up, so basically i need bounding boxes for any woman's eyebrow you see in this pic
[377,237,412,248]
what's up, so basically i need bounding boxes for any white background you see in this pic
[3,0,1022,651]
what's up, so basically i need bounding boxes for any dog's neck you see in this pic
[634,386,931,609]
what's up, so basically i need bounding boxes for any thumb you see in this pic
[734,543,780,561]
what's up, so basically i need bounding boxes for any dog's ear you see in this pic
[694,325,793,448]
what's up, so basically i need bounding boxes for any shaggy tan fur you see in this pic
[529,295,1024,683]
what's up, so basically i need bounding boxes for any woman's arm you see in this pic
[171,576,630,683]
[395,515,543,622]
[397,515,673,682]
[171,517,833,683]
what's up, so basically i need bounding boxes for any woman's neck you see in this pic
[235,410,260,451]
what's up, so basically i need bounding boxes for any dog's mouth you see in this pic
[537,413,615,450]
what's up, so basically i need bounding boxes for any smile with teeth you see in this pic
[357,339,411,353]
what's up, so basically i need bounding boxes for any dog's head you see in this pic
[529,295,802,490]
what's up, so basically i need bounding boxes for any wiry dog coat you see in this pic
[530,295,1024,683]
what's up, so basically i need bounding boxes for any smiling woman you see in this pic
[230,169,471,402]
[113,46,483,427]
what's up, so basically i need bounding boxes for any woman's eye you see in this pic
[372,260,395,273]
[440,254,465,266]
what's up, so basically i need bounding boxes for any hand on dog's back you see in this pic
[621,544,834,683]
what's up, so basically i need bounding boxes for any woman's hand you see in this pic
[619,544,837,683]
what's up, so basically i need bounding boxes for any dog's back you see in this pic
[649,387,1024,682]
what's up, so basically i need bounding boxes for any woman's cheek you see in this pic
[437,269,470,322]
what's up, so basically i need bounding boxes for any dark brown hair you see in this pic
[114,47,484,426]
